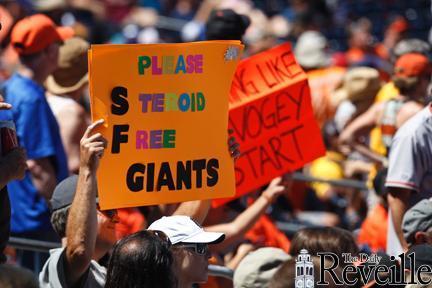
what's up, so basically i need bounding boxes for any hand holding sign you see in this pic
[228,129,241,160]
[261,176,285,203]
[79,119,107,173]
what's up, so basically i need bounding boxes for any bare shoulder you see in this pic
[53,101,87,126]
[397,101,423,127]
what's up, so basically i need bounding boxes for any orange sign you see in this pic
[214,43,325,206]
[88,41,243,209]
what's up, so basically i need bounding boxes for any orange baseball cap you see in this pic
[394,53,431,78]
[11,14,74,55]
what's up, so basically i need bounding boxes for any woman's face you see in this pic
[173,243,211,284]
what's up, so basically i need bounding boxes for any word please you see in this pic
[138,55,203,75]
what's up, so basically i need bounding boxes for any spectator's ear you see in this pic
[414,231,428,244]
[45,42,59,60]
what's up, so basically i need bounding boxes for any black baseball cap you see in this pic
[49,174,78,212]
[205,9,250,41]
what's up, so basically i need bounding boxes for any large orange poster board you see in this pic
[89,41,243,209]
[214,43,325,206]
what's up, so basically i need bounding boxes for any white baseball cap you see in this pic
[148,215,225,245]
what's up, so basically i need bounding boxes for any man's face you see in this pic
[174,243,211,284]
[96,209,119,248]
[45,41,61,73]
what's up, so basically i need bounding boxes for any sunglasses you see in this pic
[179,243,209,255]
[96,204,118,222]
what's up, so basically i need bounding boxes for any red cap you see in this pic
[11,14,74,55]
[388,17,408,34]
[394,53,431,78]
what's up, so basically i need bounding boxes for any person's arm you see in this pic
[339,102,383,146]
[396,102,422,129]
[387,187,411,251]
[65,119,106,287]
[207,177,287,250]
[26,158,56,201]
[57,105,89,174]
[174,200,211,225]
[385,128,423,252]
[173,130,240,224]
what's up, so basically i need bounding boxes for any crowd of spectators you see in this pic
[0,0,432,287]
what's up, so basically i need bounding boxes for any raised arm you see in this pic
[339,102,383,146]
[206,176,287,250]
[173,130,240,224]
[65,119,106,286]
[174,200,211,225]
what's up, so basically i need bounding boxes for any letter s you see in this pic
[111,86,129,115]
[206,158,219,187]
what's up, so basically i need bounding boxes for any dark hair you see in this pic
[18,51,44,66]
[373,168,388,197]
[289,227,359,263]
[105,230,176,288]
[50,205,70,238]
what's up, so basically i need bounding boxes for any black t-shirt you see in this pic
[0,187,10,263]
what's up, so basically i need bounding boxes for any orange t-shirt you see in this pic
[245,214,290,252]
[357,204,388,252]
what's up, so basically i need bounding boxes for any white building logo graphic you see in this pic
[224,46,239,61]
[295,249,314,288]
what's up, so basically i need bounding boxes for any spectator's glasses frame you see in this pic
[178,243,209,255]
[96,203,118,222]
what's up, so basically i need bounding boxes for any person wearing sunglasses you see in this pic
[105,230,176,288]
[148,215,225,288]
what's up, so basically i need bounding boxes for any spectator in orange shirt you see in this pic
[358,168,388,252]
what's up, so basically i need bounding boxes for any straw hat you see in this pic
[45,37,89,95]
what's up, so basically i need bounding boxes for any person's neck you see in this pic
[93,245,110,262]
[407,92,425,105]
[18,65,50,86]
[63,89,82,102]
